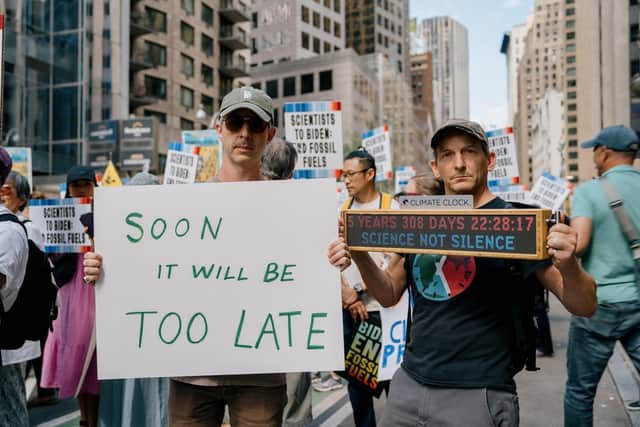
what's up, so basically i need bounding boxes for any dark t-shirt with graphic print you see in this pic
[401,197,543,393]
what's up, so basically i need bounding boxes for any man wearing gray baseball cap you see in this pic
[328,119,597,426]
[83,88,284,426]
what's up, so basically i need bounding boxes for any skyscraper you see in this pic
[413,16,469,127]
[563,0,629,182]
[345,0,410,83]
[249,0,345,67]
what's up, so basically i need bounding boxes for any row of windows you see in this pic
[252,70,333,99]
[301,6,342,38]
[312,0,342,14]
[143,68,214,102]
[180,0,215,27]
[301,32,341,54]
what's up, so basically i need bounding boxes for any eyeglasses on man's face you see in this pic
[223,114,269,133]
[340,168,371,181]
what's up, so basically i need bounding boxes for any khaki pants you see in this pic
[169,379,287,427]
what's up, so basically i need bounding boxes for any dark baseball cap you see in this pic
[580,125,640,152]
[431,119,489,149]
[0,147,12,185]
[67,165,97,185]
[219,86,273,123]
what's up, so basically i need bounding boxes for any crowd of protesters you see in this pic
[0,85,638,427]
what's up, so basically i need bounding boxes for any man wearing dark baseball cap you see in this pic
[328,118,597,425]
[564,124,640,423]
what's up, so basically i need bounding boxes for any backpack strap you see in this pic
[0,213,27,236]
[341,197,354,211]
[380,192,392,209]
[600,177,640,263]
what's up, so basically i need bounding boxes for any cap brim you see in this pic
[220,102,271,123]
[431,125,487,148]
[580,138,598,148]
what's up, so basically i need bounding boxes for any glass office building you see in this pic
[2,0,120,177]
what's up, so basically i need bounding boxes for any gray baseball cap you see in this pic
[431,119,489,149]
[219,86,273,123]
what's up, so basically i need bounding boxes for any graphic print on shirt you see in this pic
[412,254,476,301]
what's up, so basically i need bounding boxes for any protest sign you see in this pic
[101,161,123,187]
[528,173,569,211]
[398,195,473,210]
[344,209,552,260]
[379,291,409,381]
[182,130,219,146]
[163,149,199,184]
[170,141,220,183]
[29,198,92,253]
[394,166,416,194]
[93,179,343,379]
[284,101,343,170]
[6,147,32,188]
[362,126,393,182]
[340,312,385,396]
[487,127,520,187]
[491,184,529,204]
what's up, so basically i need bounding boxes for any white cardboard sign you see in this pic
[163,149,199,184]
[528,173,569,211]
[487,127,520,185]
[378,291,409,381]
[94,179,344,379]
[28,198,92,253]
[362,126,393,182]
[284,102,343,170]
[394,166,416,194]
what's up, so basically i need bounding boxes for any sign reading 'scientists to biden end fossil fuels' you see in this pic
[284,101,343,170]
[94,179,343,379]
[344,209,552,260]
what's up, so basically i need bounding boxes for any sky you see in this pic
[409,0,534,129]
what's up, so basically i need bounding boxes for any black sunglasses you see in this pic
[223,114,269,133]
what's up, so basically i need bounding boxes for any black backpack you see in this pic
[0,213,58,350]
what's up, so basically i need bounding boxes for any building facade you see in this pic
[1,0,251,181]
[563,0,629,182]
[413,16,469,127]
[500,15,533,123]
[531,88,564,182]
[249,0,344,67]
[345,0,410,83]
[410,52,435,153]
[363,53,428,170]
[250,49,379,149]
[513,0,565,186]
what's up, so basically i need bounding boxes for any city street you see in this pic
[28,296,640,427]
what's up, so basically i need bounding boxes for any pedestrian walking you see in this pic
[564,125,640,426]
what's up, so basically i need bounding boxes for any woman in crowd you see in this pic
[41,166,99,427]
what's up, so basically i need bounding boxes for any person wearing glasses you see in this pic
[333,150,398,426]
[83,87,286,427]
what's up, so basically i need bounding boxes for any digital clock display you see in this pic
[344,209,549,260]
